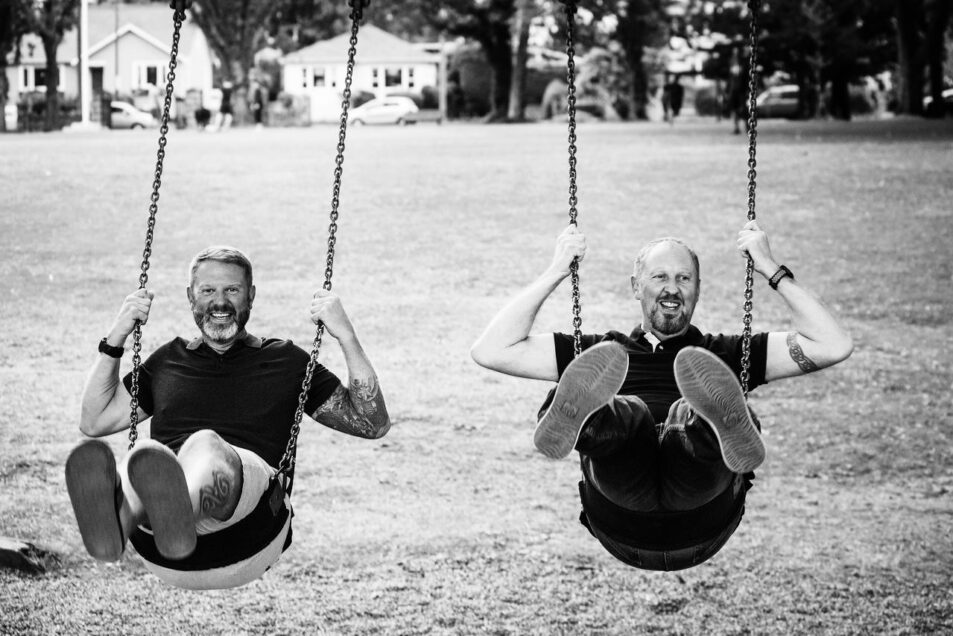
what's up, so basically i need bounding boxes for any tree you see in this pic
[21,0,79,131]
[0,0,31,132]
[189,0,275,86]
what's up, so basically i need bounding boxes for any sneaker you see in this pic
[673,346,766,473]
[534,341,629,459]
[126,441,197,561]
[65,439,126,561]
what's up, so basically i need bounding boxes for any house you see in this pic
[281,24,442,123]
[6,3,214,120]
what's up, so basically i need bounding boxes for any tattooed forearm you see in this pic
[787,331,819,373]
[312,376,391,439]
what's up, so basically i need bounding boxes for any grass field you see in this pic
[1,116,952,635]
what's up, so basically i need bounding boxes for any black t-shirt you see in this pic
[554,325,769,423]
[122,335,341,468]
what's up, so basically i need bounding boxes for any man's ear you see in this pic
[630,274,642,300]
[186,286,195,307]
[249,284,256,307]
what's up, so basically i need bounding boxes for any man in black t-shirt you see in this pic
[471,222,852,569]
[66,246,391,572]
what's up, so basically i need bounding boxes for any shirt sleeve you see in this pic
[711,331,770,390]
[303,362,342,414]
[121,360,155,415]
[553,332,613,378]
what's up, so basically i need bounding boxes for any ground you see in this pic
[0,117,951,635]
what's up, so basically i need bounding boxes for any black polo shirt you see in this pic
[554,325,769,423]
[122,333,341,468]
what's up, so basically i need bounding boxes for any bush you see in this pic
[693,86,721,116]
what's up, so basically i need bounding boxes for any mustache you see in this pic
[657,293,683,303]
[204,303,235,314]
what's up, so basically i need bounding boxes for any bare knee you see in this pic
[178,430,243,521]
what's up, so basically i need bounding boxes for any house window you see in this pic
[372,68,380,88]
[384,67,402,88]
[408,67,415,88]
[20,66,60,91]
[133,63,166,89]
[301,68,309,88]
[312,68,326,87]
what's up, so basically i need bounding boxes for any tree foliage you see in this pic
[0,0,31,131]
[20,0,79,131]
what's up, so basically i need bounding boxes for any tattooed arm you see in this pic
[308,290,391,439]
[737,221,853,382]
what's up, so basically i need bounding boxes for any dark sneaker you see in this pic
[534,341,629,459]
[126,442,197,560]
[65,439,126,561]
[674,346,766,473]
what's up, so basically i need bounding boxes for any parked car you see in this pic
[110,101,158,129]
[923,88,953,114]
[755,84,801,118]
[349,96,419,125]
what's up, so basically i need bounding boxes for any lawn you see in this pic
[1,116,951,635]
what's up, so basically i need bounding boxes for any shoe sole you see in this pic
[674,346,765,473]
[126,445,197,561]
[65,439,124,561]
[534,341,629,459]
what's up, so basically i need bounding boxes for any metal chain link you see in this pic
[276,2,365,481]
[128,7,185,449]
[563,0,582,358]
[740,0,760,399]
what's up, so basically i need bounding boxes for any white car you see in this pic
[110,101,159,129]
[349,96,419,125]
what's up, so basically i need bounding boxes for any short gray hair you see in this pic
[188,246,253,288]
[632,237,700,282]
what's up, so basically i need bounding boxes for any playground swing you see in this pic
[91,0,369,590]
[556,0,764,570]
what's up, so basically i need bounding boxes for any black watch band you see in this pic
[768,265,794,290]
[98,337,125,359]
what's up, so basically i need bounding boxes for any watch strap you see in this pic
[768,265,794,290]
[98,337,125,358]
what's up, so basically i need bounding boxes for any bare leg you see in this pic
[176,430,244,525]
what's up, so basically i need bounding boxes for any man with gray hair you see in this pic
[471,222,852,570]
[66,246,390,588]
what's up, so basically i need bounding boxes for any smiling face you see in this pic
[186,260,255,350]
[631,240,700,339]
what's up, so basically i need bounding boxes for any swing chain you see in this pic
[128,7,186,449]
[740,0,760,399]
[563,0,582,358]
[277,7,363,481]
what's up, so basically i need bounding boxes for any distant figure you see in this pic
[248,80,265,130]
[669,76,684,121]
[213,81,234,132]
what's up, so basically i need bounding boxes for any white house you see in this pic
[6,4,214,113]
[281,24,441,123]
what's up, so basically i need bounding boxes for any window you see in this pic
[384,67,402,88]
[312,68,326,87]
[133,63,166,89]
[408,67,415,89]
[372,68,380,88]
[301,68,309,88]
[19,66,60,91]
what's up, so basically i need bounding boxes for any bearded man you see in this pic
[470,222,852,570]
[66,246,390,586]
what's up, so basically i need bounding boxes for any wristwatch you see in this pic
[768,265,794,290]
[98,337,125,358]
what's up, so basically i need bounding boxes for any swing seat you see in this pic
[578,473,751,572]
[129,477,294,590]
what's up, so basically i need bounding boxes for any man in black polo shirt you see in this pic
[66,246,391,578]
[471,221,852,570]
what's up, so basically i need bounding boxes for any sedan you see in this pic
[349,96,419,125]
[110,101,159,129]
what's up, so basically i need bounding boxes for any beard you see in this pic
[647,293,690,336]
[193,303,249,344]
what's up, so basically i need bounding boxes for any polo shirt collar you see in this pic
[186,332,262,351]
[629,324,704,351]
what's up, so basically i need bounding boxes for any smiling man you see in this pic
[470,222,852,571]
[65,246,390,587]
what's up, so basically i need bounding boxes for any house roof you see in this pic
[282,24,438,65]
[13,4,204,65]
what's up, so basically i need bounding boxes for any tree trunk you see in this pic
[41,35,61,131]
[894,0,924,115]
[829,70,851,120]
[0,70,8,132]
[925,0,951,117]
[629,50,649,120]
[506,0,531,121]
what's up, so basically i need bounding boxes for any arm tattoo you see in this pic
[312,375,391,439]
[787,331,819,374]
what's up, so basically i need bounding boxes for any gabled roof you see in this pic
[282,24,438,65]
[12,4,203,64]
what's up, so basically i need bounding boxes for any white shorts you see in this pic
[140,446,292,590]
